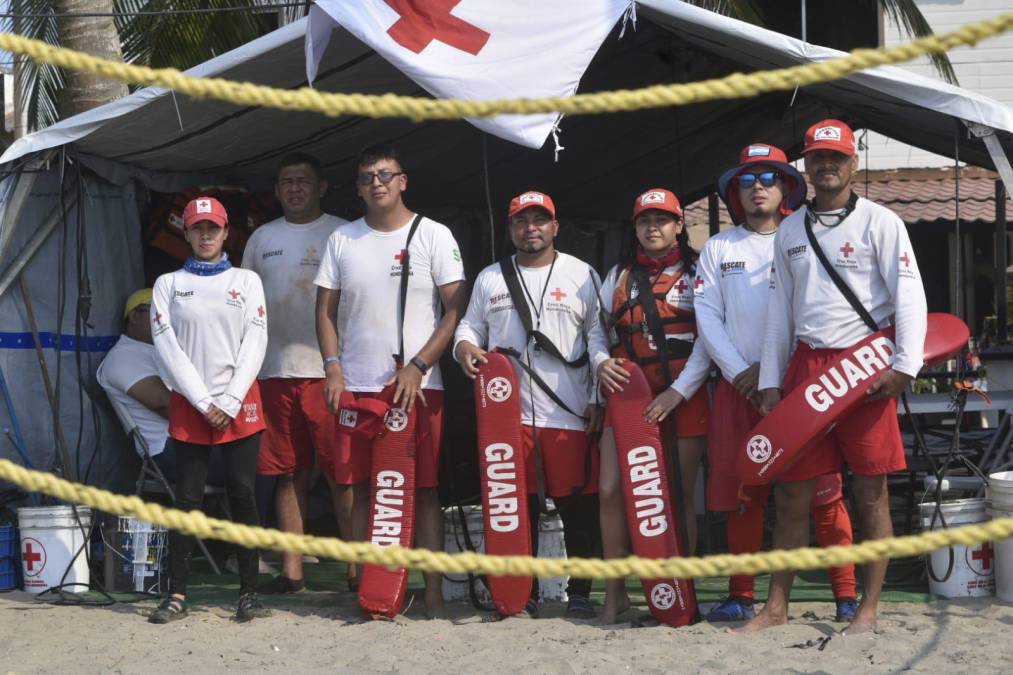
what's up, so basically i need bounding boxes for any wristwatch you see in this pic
[322,355,340,369]
[410,355,429,374]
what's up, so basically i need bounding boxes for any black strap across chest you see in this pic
[394,213,424,366]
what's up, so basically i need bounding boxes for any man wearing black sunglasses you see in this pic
[741,120,927,635]
[696,143,857,624]
[314,144,468,617]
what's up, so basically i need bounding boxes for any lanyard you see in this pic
[514,252,558,335]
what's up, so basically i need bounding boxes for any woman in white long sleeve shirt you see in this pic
[148,197,271,624]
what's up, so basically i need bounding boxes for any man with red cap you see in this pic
[738,120,927,634]
[455,190,609,619]
[696,143,857,623]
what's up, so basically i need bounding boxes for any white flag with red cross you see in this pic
[307,0,631,149]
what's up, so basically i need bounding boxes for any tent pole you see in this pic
[998,179,1009,344]
[708,193,720,236]
[0,192,78,300]
[0,150,55,262]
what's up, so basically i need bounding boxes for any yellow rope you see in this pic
[0,12,1010,121]
[1,458,1009,580]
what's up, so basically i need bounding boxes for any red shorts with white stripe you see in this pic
[257,378,337,477]
[168,383,266,446]
[331,389,444,488]
[521,426,600,497]
[778,342,906,481]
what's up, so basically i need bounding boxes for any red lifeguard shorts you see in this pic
[778,342,906,481]
[168,383,266,445]
[257,378,337,477]
[331,389,444,488]
[521,426,600,498]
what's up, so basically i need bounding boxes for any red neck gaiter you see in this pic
[636,245,681,275]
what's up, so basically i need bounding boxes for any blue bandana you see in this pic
[183,252,232,276]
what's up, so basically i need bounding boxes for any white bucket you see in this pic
[987,504,1013,603]
[442,504,569,603]
[986,471,1013,510]
[17,506,92,594]
[920,499,994,598]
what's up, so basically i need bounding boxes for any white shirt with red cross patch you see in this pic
[151,267,267,418]
[759,196,927,391]
[454,252,610,431]
[600,262,711,400]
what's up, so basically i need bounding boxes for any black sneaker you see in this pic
[149,596,188,624]
[566,595,596,619]
[235,593,272,622]
[259,575,305,594]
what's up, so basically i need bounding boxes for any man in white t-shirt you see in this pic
[315,144,467,616]
[738,120,927,635]
[245,153,349,594]
[454,191,609,619]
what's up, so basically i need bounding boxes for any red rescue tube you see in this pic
[738,313,970,485]
[606,362,697,627]
[474,352,532,616]
[358,387,417,619]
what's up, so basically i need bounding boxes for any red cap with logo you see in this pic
[802,119,857,156]
[335,391,391,440]
[182,196,229,228]
[508,191,556,219]
[632,188,682,220]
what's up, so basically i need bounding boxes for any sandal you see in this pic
[236,592,272,622]
[566,595,596,619]
[149,596,188,624]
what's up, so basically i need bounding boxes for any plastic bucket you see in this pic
[17,506,92,594]
[102,516,169,593]
[988,504,1013,603]
[987,471,1013,510]
[0,525,19,590]
[920,499,994,598]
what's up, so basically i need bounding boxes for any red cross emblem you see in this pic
[550,288,567,301]
[675,279,687,293]
[900,252,911,267]
[694,277,704,289]
[839,242,855,258]
[22,539,44,575]
[394,249,407,264]
[384,0,491,56]
[228,289,241,300]
[257,306,265,318]
[971,542,994,571]
[153,312,162,325]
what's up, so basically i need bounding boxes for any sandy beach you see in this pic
[2,588,1011,674]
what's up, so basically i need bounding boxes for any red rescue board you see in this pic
[358,386,417,619]
[737,313,970,485]
[475,352,532,616]
[606,362,697,627]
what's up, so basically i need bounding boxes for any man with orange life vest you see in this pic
[595,188,711,624]
[454,190,610,619]
[695,143,857,623]
[149,196,271,624]
[737,120,927,635]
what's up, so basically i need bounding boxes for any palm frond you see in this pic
[879,0,958,85]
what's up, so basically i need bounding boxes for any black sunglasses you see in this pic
[357,170,405,186]
[737,171,782,188]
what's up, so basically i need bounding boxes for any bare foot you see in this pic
[597,593,631,625]
[424,589,445,619]
[842,605,878,635]
[730,607,788,634]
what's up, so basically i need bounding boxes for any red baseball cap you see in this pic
[182,196,228,228]
[335,391,390,440]
[508,191,556,219]
[632,188,682,221]
[802,119,857,156]
[716,143,807,223]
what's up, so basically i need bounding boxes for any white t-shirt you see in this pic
[243,213,347,379]
[454,253,611,431]
[97,336,169,457]
[600,261,711,400]
[152,266,268,417]
[694,225,778,383]
[759,197,928,390]
[314,215,465,392]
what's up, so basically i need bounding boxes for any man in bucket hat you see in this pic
[697,143,857,623]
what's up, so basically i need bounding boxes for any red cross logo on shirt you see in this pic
[228,289,241,300]
[900,252,911,267]
[257,306,265,318]
[153,312,162,325]
[675,279,687,293]
[22,540,44,574]
[384,0,491,55]
[694,277,704,290]
[550,288,567,301]
[971,542,994,571]
[394,249,407,264]
[839,242,855,258]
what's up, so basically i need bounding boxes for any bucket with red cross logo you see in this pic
[920,499,994,598]
[17,506,92,593]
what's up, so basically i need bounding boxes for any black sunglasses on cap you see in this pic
[737,171,782,188]
[357,170,405,186]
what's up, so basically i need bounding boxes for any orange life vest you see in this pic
[610,262,698,393]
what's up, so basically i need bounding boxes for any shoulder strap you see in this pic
[630,264,674,385]
[496,347,587,421]
[802,195,878,333]
[395,213,424,366]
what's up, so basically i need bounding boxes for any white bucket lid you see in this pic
[920,498,988,527]
[988,471,1013,489]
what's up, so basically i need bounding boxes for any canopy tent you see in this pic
[0,1,1011,488]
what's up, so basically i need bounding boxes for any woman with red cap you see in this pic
[148,196,271,624]
[595,188,711,623]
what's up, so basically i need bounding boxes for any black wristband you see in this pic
[410,355,429,374]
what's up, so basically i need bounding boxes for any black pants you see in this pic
[528,493,602,600]
[169,432,262,596]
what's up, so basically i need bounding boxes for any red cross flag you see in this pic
[307,0,630,148]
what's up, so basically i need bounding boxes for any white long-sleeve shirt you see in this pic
[694,225,778,383]
[454,253,610,431]
[759,196,927,391]
[152,266,268,418]
[600,262,711,399]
